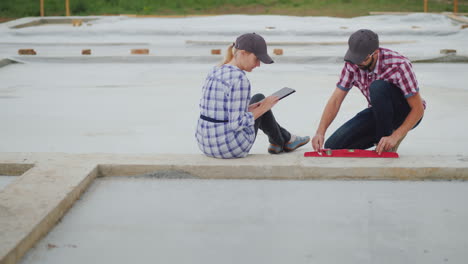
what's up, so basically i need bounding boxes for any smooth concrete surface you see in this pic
[1,152,468,264]
[20,177,468,264]
[0,154,98,264]
[1,14,467,59]
[0,176,16,191]
[1,13,468,264]
[8,54,468,64]
[1,62,468,156]
[1,14,468,156]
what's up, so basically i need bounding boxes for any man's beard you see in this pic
[358,56,374,71]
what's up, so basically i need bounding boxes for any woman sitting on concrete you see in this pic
[195,33,309,159]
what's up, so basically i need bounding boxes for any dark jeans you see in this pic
[325,80,421,149]
[250,93,291,146]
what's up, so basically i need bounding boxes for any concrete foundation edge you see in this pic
[0,165,99,264]
[0,59,19,69]
[1,152,468,264]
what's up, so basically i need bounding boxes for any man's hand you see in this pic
[312,133,325,151]
[375,134,400,155]
[311,87,347,152]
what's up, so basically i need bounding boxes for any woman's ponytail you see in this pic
[219,43,236,65]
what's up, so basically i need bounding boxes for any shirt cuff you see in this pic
[245,111,255,127]
[404,87,420,98]
[337,84,352,92]
[229,111,255,132]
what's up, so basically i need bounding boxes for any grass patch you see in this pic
[0,0,466,18]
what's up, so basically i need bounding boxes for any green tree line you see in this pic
[1,0,466,18]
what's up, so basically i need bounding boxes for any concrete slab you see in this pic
[1,13,468,264]
[0,155,97,264]
[0,176,16,191]
[1,14,467,156]
[1,14,467,60]
[1,152,468,264]
[20,177,468,264]
[1,62,468,156]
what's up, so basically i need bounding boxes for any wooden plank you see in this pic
[40,0,44,17]
[65,0,70,16]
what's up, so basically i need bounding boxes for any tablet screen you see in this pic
[271,87,296,100]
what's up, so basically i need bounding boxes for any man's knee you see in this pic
[369,80,398,106]
[324,140,340,149]
[324,130,345,149]
[369,80,390,97]
[250,93,265,104]
[323,139,334,149]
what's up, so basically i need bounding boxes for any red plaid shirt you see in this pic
[337,48,426,108]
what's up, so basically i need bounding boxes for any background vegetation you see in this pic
[1,0,467,18]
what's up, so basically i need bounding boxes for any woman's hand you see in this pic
[248,102,261,112]
[261,96,280,110]
[250,96,279,120]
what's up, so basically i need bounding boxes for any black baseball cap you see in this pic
[235,33,274,64]
[344,29,379,64]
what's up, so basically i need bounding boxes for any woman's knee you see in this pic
[250,93,265,104]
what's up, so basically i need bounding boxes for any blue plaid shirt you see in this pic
[195,64,255,158]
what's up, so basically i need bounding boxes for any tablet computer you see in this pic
[271,87,296,100]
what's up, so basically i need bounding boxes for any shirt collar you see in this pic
[373,48,382,75]
[222,64,245,73]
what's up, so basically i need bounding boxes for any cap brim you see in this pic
[257,53,274,64]
[344,49,367,65]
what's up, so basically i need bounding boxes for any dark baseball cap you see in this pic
[344,29,379,64]
[235,33,274,64]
